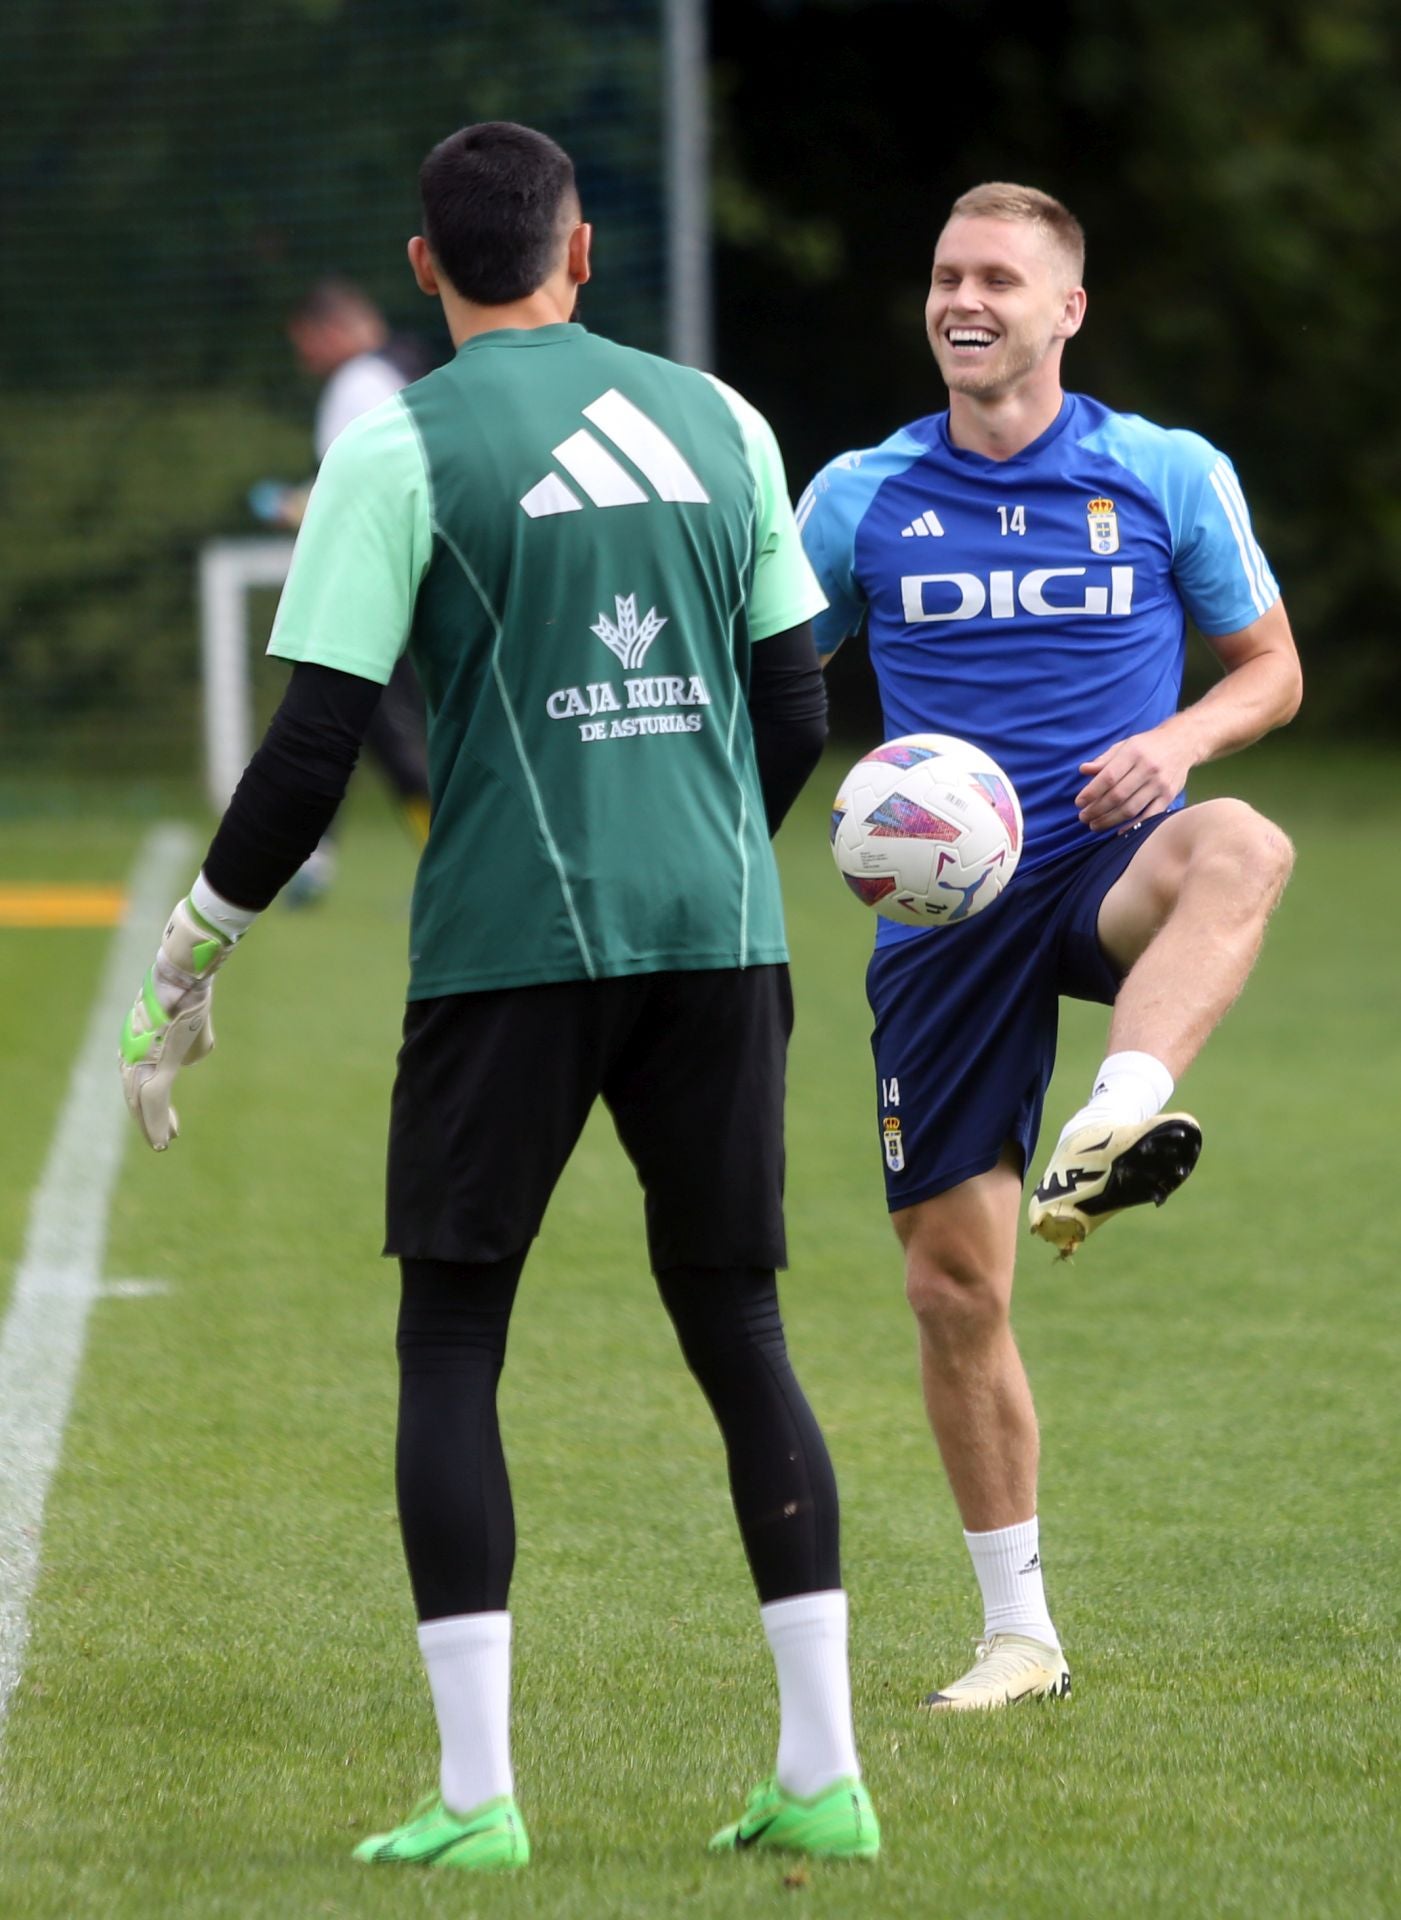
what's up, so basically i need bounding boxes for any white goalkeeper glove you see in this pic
[119,896,233,1150]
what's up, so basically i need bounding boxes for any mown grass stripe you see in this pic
[0,825,194,1744]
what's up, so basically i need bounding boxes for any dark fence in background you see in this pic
[0,0,666,784]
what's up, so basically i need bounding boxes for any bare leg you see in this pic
[897,1150,1070,1694]
[1097,798,1295,1076]
[1032,799,1295,1253]
[895,1147,1032,1530]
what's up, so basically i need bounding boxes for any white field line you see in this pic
[0,823,195,1742]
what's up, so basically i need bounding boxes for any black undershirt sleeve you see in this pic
[200,661,386,910]
[746,620,828,835]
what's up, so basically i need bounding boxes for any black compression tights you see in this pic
[395,1257,841,1619]
[395,1253,525,1622]
[656,1264,841,1604]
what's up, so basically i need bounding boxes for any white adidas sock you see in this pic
[965,1519,1059,1648]
[761,1589,861,1801]
[418,1611,514,1815]
[1056,1049,1174,1148]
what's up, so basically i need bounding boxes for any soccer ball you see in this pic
[830,733,1023,927]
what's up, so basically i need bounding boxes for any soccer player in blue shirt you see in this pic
[798,183,1301,1709]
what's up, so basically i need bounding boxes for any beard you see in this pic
[932,325,1052,400]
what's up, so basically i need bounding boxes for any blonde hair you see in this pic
[944,183,1085,284]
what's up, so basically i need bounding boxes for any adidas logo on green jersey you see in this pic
[519,389,711,518]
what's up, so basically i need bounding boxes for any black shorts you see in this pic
[385,966,793,1271]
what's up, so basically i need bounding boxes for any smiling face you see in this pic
[925,215,1085,403]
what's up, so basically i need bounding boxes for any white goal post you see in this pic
[197,537,294,810]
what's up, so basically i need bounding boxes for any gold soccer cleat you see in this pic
[1028,1113,1203,1256]
[923,1633,1071,1710]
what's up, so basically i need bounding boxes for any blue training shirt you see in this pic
[798,392,1279,942]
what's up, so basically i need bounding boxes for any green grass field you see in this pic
[1,748,1397,1918]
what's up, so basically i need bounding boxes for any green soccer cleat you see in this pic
[352,1791,530,1870]
[709,1775,880,1861]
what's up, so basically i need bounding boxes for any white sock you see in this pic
[417,1611,513,1815]
[1056,1049,1174,1147]
[964,1519,1059,1647]
[761,1589,861,1800]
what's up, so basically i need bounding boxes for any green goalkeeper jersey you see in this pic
[268,323,826,998]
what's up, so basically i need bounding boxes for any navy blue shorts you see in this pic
[866,818,1170,1211]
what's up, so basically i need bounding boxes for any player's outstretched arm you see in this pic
[1076,600,1302,833]
[117,662,386,1149]
[128,407,430,1149]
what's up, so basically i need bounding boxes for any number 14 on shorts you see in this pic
[880,1078,905,1172]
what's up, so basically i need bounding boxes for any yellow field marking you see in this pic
[0,885,127,928]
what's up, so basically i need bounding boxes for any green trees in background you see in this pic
[0,0,664,386]
[0,394,308,775]
[0,0,664,776]
[715,0,1401,734]
[1069,1,1401,728]
[2,0,1398,774]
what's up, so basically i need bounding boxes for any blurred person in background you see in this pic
[251,279,433,897]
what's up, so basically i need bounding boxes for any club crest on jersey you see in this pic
[1086,497,1120,555]
[882,1115,905,1173]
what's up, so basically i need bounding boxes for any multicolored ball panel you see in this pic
[843,872,899,907]
[866,741,940,770]
[863,792,962,841]
[969,772,1021,853]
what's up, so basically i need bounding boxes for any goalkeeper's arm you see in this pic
[746,620,828,835]
[119,663,387,1149]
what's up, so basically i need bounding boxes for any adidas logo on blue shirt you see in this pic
[900,510,944,538]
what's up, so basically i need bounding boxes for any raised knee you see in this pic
[1256,815,1296,896]
[1193,800,1294,907]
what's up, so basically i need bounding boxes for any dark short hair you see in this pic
[419,121,578,305]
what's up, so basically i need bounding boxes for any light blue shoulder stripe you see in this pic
[799,427,928,657]
[1076,411,1279,627]
[1075,411,1218,554]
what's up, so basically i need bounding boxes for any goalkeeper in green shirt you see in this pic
[120,120,878,1871]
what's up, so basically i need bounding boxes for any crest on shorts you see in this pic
[882,1115,905,1173]
[1086,497,1120,555]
